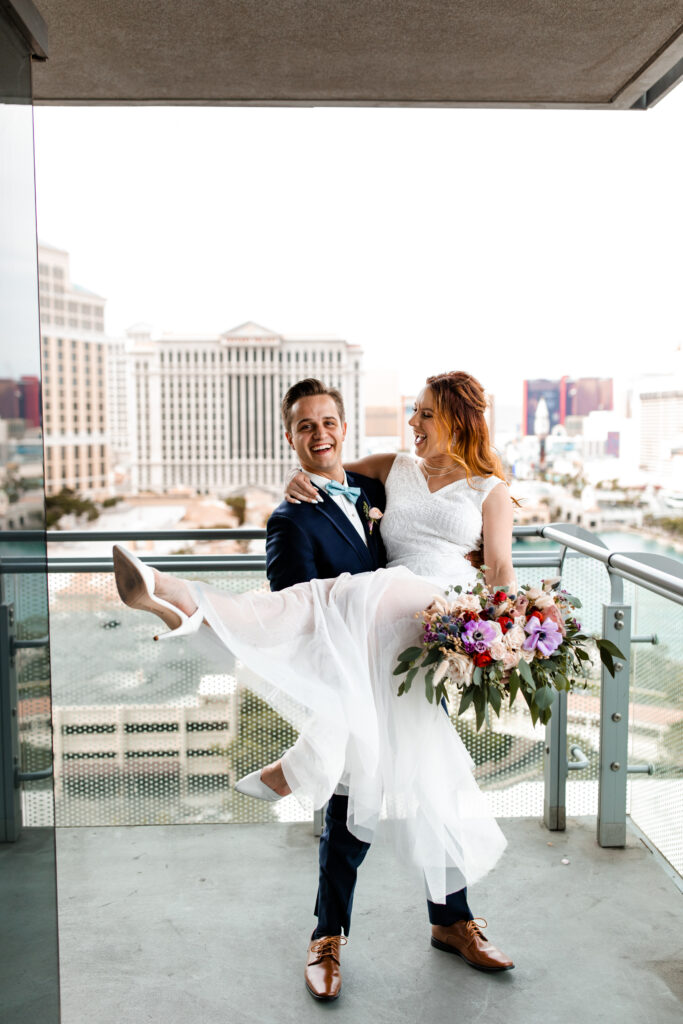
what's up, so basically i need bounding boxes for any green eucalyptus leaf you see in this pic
[404,666,418,693]
[422,647,442,668]
[507,670,520,706]
[596,638,625,658]
[458,687,475,716]
[393,662,411,676]
[533,685,556,711]
[517,658,535,688]
[398,646,423,662]
[425,667,435,704]
[474,690,486,731]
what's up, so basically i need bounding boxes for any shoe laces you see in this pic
[465,917,488,939]
[310,935,347,964]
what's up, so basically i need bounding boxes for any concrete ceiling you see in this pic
[28,1,683,109]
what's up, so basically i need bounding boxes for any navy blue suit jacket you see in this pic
[266,471,387,592]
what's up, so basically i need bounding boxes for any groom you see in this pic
[265,377,513,1001]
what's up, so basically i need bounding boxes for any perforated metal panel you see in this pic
[627,588,683,875]
[6,572,55,827]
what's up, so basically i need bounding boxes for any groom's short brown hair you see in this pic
[281,378,346,432]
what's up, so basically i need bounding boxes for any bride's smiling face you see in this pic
[409,387,451,461]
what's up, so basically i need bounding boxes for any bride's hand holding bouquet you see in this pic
[394,573,625,730]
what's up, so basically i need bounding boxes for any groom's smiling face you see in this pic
[286,394,347,480]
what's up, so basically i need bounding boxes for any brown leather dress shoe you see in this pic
[305,935,347,1000]
[431,918,514,972]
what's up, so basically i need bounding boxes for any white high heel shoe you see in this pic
[112,544,203,640]
[234,769,285,802]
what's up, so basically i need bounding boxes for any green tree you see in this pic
[224,495,247,524]
[228,690,298,780]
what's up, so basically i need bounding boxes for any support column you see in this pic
[0,601,22,841]
[597,603,631,847]
[543,688,568,830]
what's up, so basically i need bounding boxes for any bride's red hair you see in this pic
[425,371,505,486]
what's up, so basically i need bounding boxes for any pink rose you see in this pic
[513,594,529,616]
[542,602,567,637]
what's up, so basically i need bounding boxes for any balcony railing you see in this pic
[1,523,682,881]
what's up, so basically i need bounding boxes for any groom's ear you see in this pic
[284,431,295,449]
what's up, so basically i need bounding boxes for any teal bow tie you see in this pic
[326,479,361,503]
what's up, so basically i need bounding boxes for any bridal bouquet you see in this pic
[394,574,624,730]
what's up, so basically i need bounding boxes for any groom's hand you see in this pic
[466,544,484,571]
[285,470,322,504]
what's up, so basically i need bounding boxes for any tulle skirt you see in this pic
[191,565,506,903]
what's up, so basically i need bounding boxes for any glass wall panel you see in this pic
[0,9,60,1023]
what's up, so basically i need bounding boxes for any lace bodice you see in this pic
[381,454,503,582]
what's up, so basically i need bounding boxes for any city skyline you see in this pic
[30,98,683,406]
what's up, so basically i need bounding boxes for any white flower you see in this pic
[489,639,507,661]
[502,648,521,670]
[520,648,535,663]
[504,625,526,649]
[533,592,556,610]
[450,593,482,615]
[445,652,474,685]
[525,586,543,602]
[426,595,451,617]
[542,577,562,591]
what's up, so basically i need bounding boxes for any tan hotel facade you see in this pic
[127,322,364,494]
[38,245,364,496]
[38,244,111,496]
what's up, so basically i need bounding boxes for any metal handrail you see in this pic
[1,523,681,603]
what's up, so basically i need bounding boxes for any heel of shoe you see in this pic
[155,600,203,641]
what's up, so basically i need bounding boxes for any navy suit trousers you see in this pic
[313,795,473,937]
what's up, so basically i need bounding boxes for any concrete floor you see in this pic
[55,818,682,1024]
[0,828,61,1024]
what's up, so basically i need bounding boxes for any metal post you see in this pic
[597,602,631,847]
[0,602,22,842]
[544,688,568,830]
[313,804,326,837]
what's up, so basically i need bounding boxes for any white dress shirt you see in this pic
[309,471,368,546]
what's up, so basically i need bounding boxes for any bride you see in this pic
[113,370,515,908]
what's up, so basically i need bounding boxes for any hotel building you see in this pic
[38,244,111,496]
[127,322,363,493]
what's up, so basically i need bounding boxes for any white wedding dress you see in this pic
[191,454,507,903]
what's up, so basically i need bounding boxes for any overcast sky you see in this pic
[32,89,683,413]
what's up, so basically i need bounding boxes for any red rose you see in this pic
[493,591,508,604]
[497,615,514,633]
[527,610,544,622]
[461,611,478,623]
[473,651,493,667]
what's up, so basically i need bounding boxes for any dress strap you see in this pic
[469,475,505,509]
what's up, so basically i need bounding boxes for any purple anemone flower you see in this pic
[523,617,563,656]
[461,618,499,654]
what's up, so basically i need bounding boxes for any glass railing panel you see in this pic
[43,556,591,827]
[560,555,637,817]
[5,571,54,826]
[455,560,556,817]
[628,587,683,875]
[46,566,313,826]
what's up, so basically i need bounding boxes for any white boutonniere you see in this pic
[362,502,383,534]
